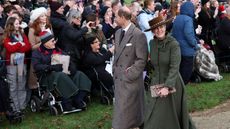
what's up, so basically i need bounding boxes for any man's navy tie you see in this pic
[119,30,125,44]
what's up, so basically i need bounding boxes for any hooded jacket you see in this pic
[172,1,198,56]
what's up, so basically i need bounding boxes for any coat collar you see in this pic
[154,34,175,48]
[114,23,135,64]
[38,46,62,55]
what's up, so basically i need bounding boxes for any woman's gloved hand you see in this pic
[49,64,63,72]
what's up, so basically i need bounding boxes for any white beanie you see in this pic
[30,7,47,24]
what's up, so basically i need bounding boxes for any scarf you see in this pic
[10,32,25,76]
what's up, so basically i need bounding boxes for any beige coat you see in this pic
[28,28,41,50]
[28,28,41,89]
[112,24,148,129]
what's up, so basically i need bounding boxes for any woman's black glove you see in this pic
[49,64,63,72]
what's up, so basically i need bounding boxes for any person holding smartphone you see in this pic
[85,13,108,51]
[60,9,93,71]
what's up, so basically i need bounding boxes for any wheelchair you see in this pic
[88,68,114,105]
[29,73,82,115]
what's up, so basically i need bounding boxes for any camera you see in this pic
[89,22,96,27]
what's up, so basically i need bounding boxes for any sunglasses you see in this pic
[50,39,58,43]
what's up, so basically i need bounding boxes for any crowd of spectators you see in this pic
[0,0,230,121]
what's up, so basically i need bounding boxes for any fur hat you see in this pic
[145,15,173,32]
[39,31,54,44]
[49,1,63,12]
[201,0,209,6]
[30,7,47,23]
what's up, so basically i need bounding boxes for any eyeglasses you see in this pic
[73,16,82,20]
[51,39,57,43]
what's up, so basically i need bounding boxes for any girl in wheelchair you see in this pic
[31,31,91,112]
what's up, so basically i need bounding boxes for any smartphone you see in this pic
[89,22,96,27]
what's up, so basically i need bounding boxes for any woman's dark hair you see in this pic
[4,5,16,15]
[85,33,97,45]
[82,33,97,57]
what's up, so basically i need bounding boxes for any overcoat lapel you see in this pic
[114,24,135,64]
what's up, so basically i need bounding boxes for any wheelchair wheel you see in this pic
[84,95,91,105]
[195,75,202,83]
[49,106,58,116]
[9,116,22,124]
[30,96,41,112]
[219,63,230,73]
[7,111,23,124]
[100,96,110,105]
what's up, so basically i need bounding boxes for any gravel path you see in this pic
[191,100,230,129]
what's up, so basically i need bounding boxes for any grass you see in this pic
[0,100,113,129]
[187,73,230,112]
[1,73,230,129]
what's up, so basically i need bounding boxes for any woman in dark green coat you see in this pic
[143,16,196,129]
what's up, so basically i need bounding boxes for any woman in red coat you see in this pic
[3,17,31,112]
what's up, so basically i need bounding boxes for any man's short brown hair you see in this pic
[112,0,120,8]
[117,7,132,20]
[144,0,154,8]
[86,13,97,22]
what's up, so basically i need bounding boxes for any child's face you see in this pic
[14,19,20,31]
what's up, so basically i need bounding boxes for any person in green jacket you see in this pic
[143,15,196,129]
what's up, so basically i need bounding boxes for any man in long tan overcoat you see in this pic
[112,7,148,129]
